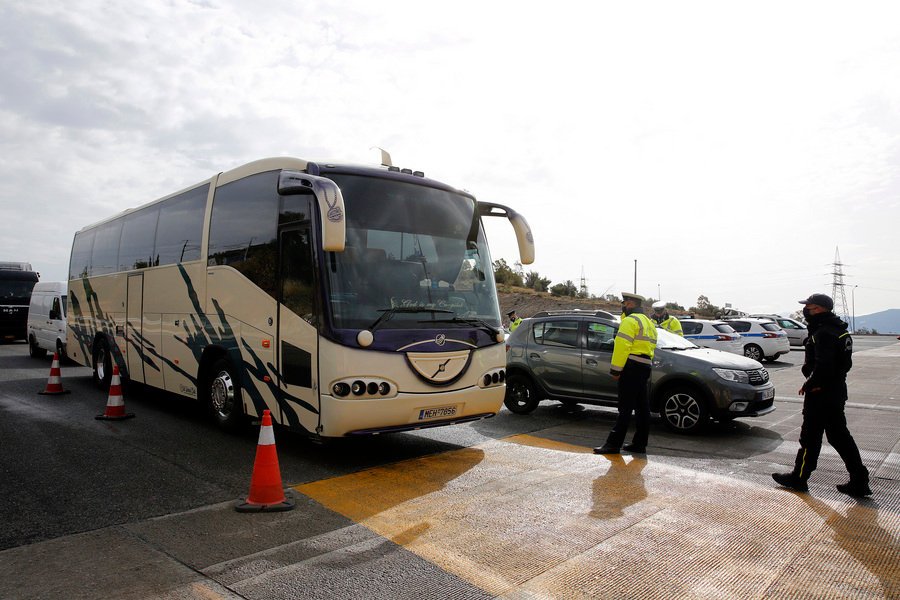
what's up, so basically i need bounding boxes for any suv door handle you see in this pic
[529,353,541,360]
[585,359,598,366]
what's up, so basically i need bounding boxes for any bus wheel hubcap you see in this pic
[211,371,234,416]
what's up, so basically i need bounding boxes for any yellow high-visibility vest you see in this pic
[509,317,523,332]
[659,316,683,336]
[611,312,657,374]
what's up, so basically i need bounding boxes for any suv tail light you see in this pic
[762,332,779,338]
[716,335,736,341]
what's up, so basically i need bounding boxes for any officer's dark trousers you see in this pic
[793,388,868,483]
[605,360,651,448]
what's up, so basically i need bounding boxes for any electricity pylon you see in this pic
[829,246,850,323]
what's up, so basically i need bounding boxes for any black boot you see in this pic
[772,472,808,492]
[836,480,872,497]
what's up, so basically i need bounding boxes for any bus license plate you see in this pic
[419,406,457,420]
[761,388,775,400]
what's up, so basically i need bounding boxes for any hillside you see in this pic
[854,309,900,334]
[498,287,622,320]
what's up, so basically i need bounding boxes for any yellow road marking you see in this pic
[295,435,900,598]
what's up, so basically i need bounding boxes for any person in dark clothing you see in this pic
[772,293,871,497]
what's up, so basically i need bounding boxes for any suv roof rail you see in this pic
[531,309,617,319]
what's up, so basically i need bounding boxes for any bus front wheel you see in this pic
[207,358,245,432]
[92,338,112,391]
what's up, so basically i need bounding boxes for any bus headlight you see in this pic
[332,382,351,397]
[351,380,366,395]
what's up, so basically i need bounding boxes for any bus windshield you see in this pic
[323,173,501,331]
[0,280,38,305]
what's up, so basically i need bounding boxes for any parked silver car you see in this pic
[504,313,776,434]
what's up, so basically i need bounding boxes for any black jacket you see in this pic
[801,312,852,394]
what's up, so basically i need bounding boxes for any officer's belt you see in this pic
[627,354,652,365]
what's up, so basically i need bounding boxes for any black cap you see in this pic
[798,293,834,311]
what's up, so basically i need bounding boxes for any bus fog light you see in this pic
[499,370,505,382]
[333,382,350,397]
[483,374,492,386]
[729,402,749,412]
[351,380,365,395]
[367,381,379,395]
[492,372,500,384]
[378,382,390,395]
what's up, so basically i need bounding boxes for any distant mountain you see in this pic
[853,309,900,334]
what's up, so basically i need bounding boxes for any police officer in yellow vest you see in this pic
[507,310,523,333]
[651,300,683,336]
[595,292,658,455]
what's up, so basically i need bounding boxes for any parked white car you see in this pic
[722,317,790,362]
[680,318,743,355]
[27,281,68,359]
[749,314,808,347]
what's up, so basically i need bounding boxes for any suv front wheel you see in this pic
[659,384,709,434]
[504,373,541,414]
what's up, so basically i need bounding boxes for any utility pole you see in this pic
[580,266,588,298]
[633,259,637,294]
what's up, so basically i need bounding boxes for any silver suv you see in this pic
[504,312,776,434]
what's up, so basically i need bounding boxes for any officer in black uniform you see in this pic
[772,293,871,497]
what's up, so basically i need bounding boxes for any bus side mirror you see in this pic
[278,171,346,252]
[477,202,535,265]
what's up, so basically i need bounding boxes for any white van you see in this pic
[27,282,68,359]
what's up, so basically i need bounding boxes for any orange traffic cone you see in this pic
[235,409,294,512]
[95,366,134,421]
[39,352,71,395]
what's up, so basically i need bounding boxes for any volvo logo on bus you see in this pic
[325,190,343,223]
[435,333,446,346]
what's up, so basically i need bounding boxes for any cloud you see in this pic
[1,0,899,315]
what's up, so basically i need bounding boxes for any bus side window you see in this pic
[208,173,279,298]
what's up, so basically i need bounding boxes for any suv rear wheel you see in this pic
[659,385,709,434]
[504,373,541,414]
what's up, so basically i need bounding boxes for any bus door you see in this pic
[277,225,320,433]
[126,274,145,383]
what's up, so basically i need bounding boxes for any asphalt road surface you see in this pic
[1,336,898,599]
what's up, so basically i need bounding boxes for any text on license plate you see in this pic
[419,406,457,420]
[762,388,775,400]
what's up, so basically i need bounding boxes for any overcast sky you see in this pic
[2,1,899,318]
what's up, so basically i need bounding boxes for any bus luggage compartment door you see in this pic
[126,274,145,384]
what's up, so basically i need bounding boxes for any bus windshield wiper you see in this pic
[367,307,454,332]
[430,316,501,339]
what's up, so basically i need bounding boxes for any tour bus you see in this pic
[1,262,40,342]
[67,156,534,437]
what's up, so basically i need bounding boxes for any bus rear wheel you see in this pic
[207,358,245,432]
